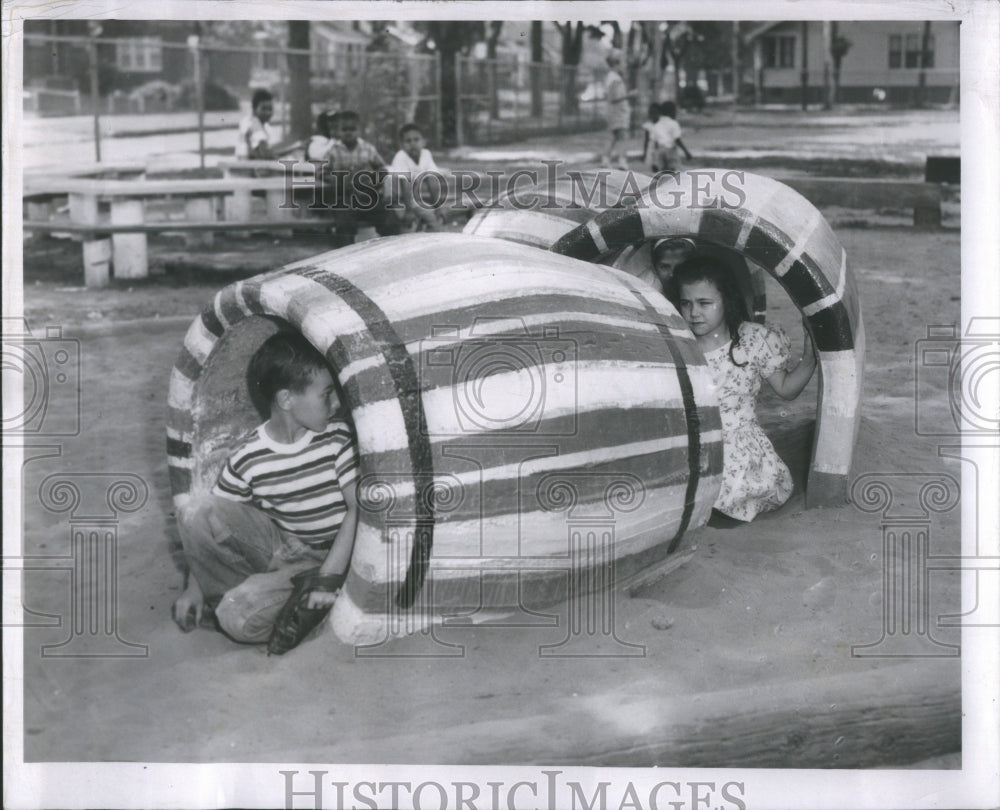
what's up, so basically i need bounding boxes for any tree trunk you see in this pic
[731,21,740,101]
[557,22,583,116]
[530,21,544,118]
[831,22,842,105]
[487,21,502,120]
[287,21,312,143]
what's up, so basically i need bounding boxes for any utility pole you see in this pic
[822,21,833,110]
[800,21,809,110]
[88,22,103,161]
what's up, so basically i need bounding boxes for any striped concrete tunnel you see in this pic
[464,168,768,323]
[166,233,722,645]
[550,170,865,508]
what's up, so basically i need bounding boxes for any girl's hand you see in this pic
[799,319,815,362]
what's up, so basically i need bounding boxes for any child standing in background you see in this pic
[665,257,817,523]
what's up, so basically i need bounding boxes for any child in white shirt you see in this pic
[643,101,693,173]
[389,123,444,230]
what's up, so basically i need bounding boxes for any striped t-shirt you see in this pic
[214,421,359,548]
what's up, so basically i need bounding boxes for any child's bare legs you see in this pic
[604,127,628,169]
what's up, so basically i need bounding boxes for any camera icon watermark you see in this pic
[2,318,82,437]
[420,318,578,437]
[914,318,1000,437]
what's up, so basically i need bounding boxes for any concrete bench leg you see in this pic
[914,200,942,228]
[68,193,98,242]
[110,198,148,279]
[82,238,112,288]
[184,198,215,247]
[226,188,252,222]
[26,200,55,223]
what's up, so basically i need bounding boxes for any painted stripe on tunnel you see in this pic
[291,265,435,609]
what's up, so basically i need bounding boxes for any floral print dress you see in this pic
[704,322,794,521]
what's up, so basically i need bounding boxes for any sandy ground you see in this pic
[16,225,964,767]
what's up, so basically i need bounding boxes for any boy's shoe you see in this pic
[267,568,346,656]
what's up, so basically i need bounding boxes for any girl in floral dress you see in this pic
[666,257,818,522]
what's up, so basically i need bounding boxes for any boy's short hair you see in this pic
[247,331,330,414]
[659,100,678,119]
[339,110,360,124]
[251,89,274,110]
[399,122,423,140]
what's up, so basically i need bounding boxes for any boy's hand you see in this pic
[307,589,339,609]
[172,581,204,633]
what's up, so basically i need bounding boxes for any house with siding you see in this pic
[744,20,960,105]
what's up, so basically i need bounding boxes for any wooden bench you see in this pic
[23,175,331,286]
[24,218,337,288]
[774,176,944,227]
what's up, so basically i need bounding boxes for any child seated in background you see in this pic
[643,101,693,173]
[172,332,359,654]
[305,109,338,161]
[324,109,402,247]
[389,122,444,231]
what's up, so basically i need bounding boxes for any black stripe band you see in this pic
[292,267,435,609]
[621,281,702,554]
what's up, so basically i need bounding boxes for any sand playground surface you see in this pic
[14,223,967,769]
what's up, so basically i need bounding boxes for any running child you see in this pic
[172,332,359,653]
[645,101,693,173]
[665,257,817,522]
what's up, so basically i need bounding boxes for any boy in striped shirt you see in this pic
[172,332,359,650]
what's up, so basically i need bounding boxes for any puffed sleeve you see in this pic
[751,323,792,378]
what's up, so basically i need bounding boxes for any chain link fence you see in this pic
[23,32,442,163]
[456,55,606,145]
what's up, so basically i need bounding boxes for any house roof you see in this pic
[312,22,370,45]
[742,22,789,43]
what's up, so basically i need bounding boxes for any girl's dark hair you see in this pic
[247,331,331,415]
[646,103,660,121]
[251,89,273,110]
[399,122,422,140]
[659,100,678,119]
[665,257,751,367]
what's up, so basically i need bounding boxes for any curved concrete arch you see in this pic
[550,170,865,507]
[167,233,722,644]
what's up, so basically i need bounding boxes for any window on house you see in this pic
[889,35,902,68]
[116,37,163,73]
[891,32,935,69]
[762,35,796,68]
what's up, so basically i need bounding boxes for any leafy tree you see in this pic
[414,22,483,146]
